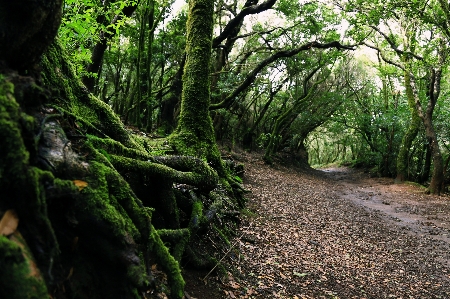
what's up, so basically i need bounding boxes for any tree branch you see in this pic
[210,41,354,110]
[363,42,406,71]
[369,25,424,61]
[212,0,278,48]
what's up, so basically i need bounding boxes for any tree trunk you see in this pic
[168,0,246,210]
[82,4,138,91]
[264,66,324,163]
[396,68,421,182]
[407,66,444,194]
[169,0,218,163]
[243,81,284,150]
[424,119,444,194]
[159,56,185,133]
[419,140,432,184]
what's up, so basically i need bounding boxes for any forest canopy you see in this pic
[0,0,450,298]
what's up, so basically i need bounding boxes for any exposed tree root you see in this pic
[0,40,245,299]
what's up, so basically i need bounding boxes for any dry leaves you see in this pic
[0,209,19,236]
[229,159,450,299]
[73,179,88,191]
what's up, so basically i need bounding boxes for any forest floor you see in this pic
[183,151,450,299]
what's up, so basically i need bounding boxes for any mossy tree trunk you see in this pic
[168,0,247,212]
[395,65,421,182]
[369,25,446,194]
[404,64,444,194]
[243,81,284,150]
[263,65,325,163]
[421,67,444,194]
[169,0,220,166]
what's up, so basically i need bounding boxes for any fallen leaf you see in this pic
[293,272,309,278]
[229,281,240,289]
[0,209,19,236]
[73,180,88,191]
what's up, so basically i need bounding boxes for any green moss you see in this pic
[0,236,49,299]
[396,62,421,181]
[0,77,61,276]
[87,135,151,160]
[41,41,140,149]
[157,229,190,262]
[189,200,204,230]
[0,71,188,298]
[0,79,30,191]
[149,225,185,299]
[79,159,140,244]
[109,154,218,191]
[212,224,230,246]
[168,0,219,171]
[98,148,111,161]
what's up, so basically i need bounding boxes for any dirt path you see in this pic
[323,167,450,245]
[185,156,450,299]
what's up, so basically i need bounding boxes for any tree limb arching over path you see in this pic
[210,41,355,111]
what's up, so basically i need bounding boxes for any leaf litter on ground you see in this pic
[185,151,450,299]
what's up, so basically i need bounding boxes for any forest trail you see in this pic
[185,154,450,299]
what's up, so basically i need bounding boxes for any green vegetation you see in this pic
[2,0,450,298]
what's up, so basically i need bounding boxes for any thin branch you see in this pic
[363,42,406,71]
[202,232,245,281]
[370,25,424,60]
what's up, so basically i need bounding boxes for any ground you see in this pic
[183,152,450,299]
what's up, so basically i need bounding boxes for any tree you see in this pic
[367,26,446,194]
[339,0,449,193]
[0,1,244,299]
[169,0,218,163]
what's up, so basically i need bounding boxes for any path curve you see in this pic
[220,159,450,299]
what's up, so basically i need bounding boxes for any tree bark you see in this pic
[0,0,62,72]
[263,65,325,162]
[395,66,421,182]
[170,0,219,163]
[407,67,444,194]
